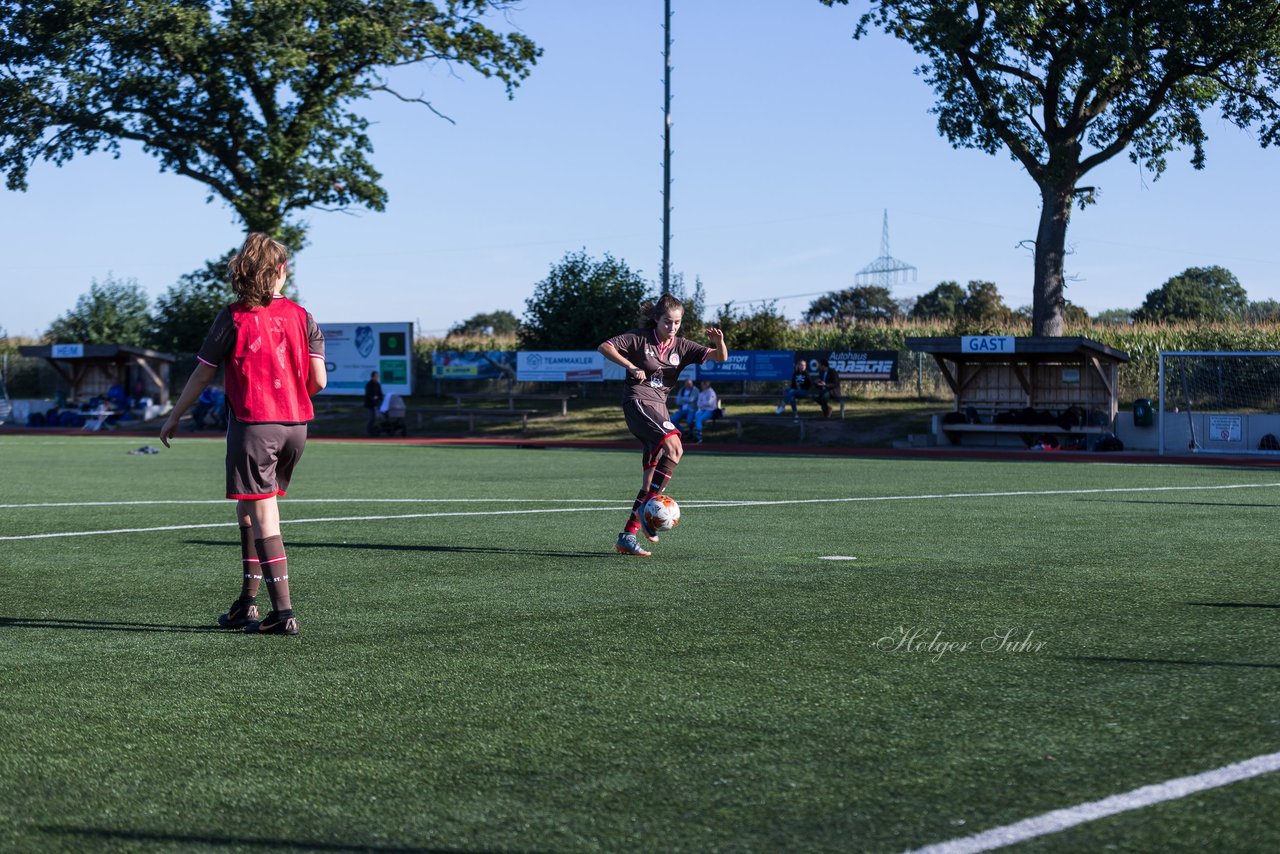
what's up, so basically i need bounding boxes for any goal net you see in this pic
[1158,351,1280,455]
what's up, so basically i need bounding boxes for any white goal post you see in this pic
[1158,351,1280,456]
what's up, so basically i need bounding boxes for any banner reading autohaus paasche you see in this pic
[798,350,899,382]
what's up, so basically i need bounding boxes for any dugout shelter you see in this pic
[18,343,175,406]
[906,336,1129,447]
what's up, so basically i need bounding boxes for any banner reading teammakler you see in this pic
[516,351,626,382]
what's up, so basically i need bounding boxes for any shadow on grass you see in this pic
[0,616,223,634]
[186,539,606,559]
[1074,655,1280,670]
[38,827,501,853]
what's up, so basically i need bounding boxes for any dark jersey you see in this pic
[606,328,711,406]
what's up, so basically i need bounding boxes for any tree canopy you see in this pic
[822,0,1280,336]
[519,251,652,350]
[150,253,236,353]
[1134,266,1249,323]
[803,286,901,324]
[0,1,540,247]
[954,280,1015,331]
[909,281,966,321]
[46,275,152,347]
[713,302,790,351]
[449,310,520,339]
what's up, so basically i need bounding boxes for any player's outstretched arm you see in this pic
[160,362,218,448]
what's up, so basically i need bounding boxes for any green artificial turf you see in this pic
[2,435,1280,852]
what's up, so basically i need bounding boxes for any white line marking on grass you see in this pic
[906,749,1280,854]
[0,498,633,509]
[4,482,1277,541]
[819,556,857,561]
[707,481,1280,510]
[0,506,634,540]
[12,481,1274,513]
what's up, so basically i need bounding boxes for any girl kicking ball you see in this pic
[598,295,728,556]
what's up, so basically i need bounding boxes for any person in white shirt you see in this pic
[691,379,719,444]
[671,378,698,434]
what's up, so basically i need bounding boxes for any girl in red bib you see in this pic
[161,233,327,634]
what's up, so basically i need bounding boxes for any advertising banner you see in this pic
[695,350,794,381]
[798,349,900,382]
[432,351,517,381]
[517,351,626,382]
[318,322,413,396]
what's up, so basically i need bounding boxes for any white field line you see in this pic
[0,498,635,509]
[906,749,1280,854]
[3,482,1278,542]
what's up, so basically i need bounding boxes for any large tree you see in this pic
[713,302,791,351]
[151,253,236,353]
[822,1,1280,336]
[46,275,152,346]
[909,280,966,321]
[0,1,539,247]
[519,251,652,350]
[1133,265,1249,323]
[449,310,520,339]
[803,285,901,324]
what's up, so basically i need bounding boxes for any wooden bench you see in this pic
[939,422,1110,447]
[414,407,539,433]
[447,391,576,416]
[715,393,846,418]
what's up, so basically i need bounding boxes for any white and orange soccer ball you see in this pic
[642,494,681,533]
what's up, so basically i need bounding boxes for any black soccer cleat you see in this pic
[217,599,259,629]
[244,611,299,635]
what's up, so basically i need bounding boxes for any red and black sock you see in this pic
[237,525,261,604]
[625,455,679,532]
[255,535,292,615]
[647,455,678,495]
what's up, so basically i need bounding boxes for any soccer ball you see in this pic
[642,494,681,532]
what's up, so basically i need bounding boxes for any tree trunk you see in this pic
[1031,184,1073,337]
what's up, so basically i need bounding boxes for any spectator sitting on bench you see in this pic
[814,359,841,418]
[776,357,811,420]
[671,378,698,434]
[377,392,407,437]
[690,379,719,444]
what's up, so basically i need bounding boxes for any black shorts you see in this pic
[622,399,679,461]
[225,419,308,500]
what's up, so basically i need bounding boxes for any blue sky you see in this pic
[3,0,1278,339]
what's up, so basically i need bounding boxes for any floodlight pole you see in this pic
[661,0,672,295]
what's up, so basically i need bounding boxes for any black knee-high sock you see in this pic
[238,525,261,603]
[646,454,678,497]
[256,535,292,614]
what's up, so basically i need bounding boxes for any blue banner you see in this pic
[696,350,794,381]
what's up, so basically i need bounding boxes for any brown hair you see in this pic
[639,293,684,329]
[228,232,288,308]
